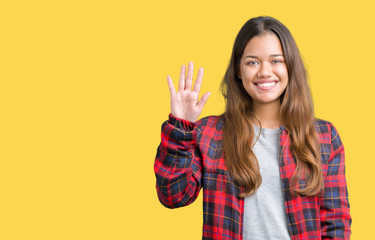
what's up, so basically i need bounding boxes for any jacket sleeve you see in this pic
[320,123,352,239]
[154,113,203,209]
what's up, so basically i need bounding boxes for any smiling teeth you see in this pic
[257,82,275,87]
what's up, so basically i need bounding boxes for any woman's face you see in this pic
[239,32,288,107]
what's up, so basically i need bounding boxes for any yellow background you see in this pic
[1,0,373,239]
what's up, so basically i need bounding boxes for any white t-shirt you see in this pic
[243,124,291,240]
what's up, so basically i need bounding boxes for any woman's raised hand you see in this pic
[167,62,211,123]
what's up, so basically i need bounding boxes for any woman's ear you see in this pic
[237,68,242,79]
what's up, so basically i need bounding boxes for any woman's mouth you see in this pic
[255,81,277,90]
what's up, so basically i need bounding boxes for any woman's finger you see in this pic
[197,91,211,109]
[193,67,204,93]
[178,65,186,91]
[167,75,176,96]
[185,61,194,90]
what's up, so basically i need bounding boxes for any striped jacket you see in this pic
[154,114,351,239]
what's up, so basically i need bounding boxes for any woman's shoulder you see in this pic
[314,118,343,150]
[314,118,333,133]
[314,118,340,134]
[195,114,225,132]
[198,114,224,123]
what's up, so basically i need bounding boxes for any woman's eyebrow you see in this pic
[244,55,258,59]
[243,54,284,59]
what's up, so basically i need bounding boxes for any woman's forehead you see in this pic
[243,32,284,57]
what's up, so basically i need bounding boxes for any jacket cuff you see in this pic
[168,113,196,131]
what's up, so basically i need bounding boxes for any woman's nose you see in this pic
[257,63,272,78]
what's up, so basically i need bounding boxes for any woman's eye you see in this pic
[247,61,258,65]
[272,60,282,63]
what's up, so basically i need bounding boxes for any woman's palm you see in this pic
[167,62,211,122]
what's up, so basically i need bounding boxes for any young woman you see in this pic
[154,16,351,240]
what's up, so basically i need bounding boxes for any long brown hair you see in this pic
[220,16,323,197]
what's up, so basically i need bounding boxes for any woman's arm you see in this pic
[154,62,210,208]
[320,123,352,239]
[154,114,202,208]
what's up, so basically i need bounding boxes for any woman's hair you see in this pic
[220,16,323,197]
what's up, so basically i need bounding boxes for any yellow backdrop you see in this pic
[1,0,373,239]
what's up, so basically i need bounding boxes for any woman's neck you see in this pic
[252,101,281,129]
